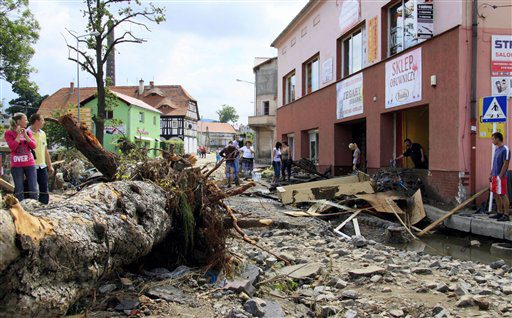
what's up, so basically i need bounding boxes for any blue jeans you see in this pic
[272,161,281,177]
[12,166,37,201]
[226,160,239,184]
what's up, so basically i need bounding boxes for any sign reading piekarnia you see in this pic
[385,47,422,108]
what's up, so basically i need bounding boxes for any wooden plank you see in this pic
[417,187,489,237]
[409,189,426,225]
[335,210,362,232]
[355,192,406,214]
[353,218,361,236]
[277,177,373,204]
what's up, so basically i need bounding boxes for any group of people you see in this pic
[219,136,255,187]
[271,141,292,185]
[197,145,207,158]
[4,113,53,204]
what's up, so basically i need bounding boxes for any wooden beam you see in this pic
[417,187,489,237]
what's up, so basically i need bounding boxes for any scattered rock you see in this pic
[456,295,474,308]
[470,240,481,247]
[244,298,266,317]
[341,290,359,300]
[352,235,367,248]
[432,304,446,315]
[348,266,385,278]
[119,277,133,286]
[474,276,486,284]
[473,295,490,310]
[370,275,382,283]
[114,298,139,311]
[502,285,512,295]
[320,305,337,317]
[490,259,506,269]
[277,262,322,279]
[389,309,404,317]
[382,287,392,293]
[224,279,256,296]
[146,285,194,304]
[345,309,358,318]
[412,267,432,275]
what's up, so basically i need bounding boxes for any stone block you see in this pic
[471,219,505,239]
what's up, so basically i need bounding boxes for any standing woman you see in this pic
[272,142,282,185]
[281,141,292,181]
[4,113,37,201]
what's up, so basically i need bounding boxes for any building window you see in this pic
[262,101,270,115]
[153,116,156,125]
[172,120,178,128]
[139,112,144,123]
[304,55,319,94]
[308,130,319,163]
[284,71,296,105]
[342,28,363,77]
[105,110,114,119]
[389,0,416,56]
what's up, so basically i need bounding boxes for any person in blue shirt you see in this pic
[489,132,510,222]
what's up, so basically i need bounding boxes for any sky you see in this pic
[1,0,308,124]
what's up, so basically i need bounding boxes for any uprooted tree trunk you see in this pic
[0,181,171,316]
[0,115,249,316]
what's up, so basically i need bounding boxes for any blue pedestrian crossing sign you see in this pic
[482,96,507,123]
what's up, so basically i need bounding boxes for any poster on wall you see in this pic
[491,77,512,97]
[105,125,125,135]
[338,0,360,33]
[416,0,434,39]
[367,16,378,64]
[322,58,333,84]
[385,47,422,109]
[492,35,512,76]
[336,73,363,119]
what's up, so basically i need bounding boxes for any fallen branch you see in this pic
[204,158,225,179]
[220,202,291,265]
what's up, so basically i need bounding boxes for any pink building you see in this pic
[272,0,512,202]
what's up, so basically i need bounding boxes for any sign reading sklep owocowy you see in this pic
[385,47,422,109]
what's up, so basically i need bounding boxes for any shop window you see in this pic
[389,0,416,56]
[262,101,270,115]
[284,71,296,104]
[304,55,319,94]
[342,28,363,77]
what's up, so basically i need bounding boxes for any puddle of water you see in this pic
[389,232,512,266]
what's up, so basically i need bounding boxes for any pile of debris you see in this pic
[372,167,424,196]
[0,115,263,316]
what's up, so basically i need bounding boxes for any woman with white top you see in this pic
[271,142,282,184]
[240,140,255,178]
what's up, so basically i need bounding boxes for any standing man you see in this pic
[220,141,240,187]
[395,138,428,169]
[28,114,54,204]
[489,132,510,222]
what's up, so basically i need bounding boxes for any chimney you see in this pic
[150,81,154,89]
[138,79,144,95]
[70,82,75,93]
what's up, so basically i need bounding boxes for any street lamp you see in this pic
[70,31,100,123]
[236,79,254,85]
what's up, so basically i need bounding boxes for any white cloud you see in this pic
[2,0,308,124]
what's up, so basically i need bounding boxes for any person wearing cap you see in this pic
[348,143,360,171]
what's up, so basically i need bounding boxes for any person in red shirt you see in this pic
[4,113,37,201]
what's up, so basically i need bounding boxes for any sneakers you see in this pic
[489,213,502,219]
[497,215,510,222]
[235,182,240,186]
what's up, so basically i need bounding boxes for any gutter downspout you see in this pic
[470,0,478,194]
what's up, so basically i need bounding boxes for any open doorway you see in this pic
[334,119,367,175]
[395,106,429,169]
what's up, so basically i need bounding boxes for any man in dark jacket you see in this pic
[220,141,240,187]
[395,138,428,169]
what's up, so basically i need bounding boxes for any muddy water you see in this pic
[390,231,512,266]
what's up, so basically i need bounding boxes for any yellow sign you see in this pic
[478,97,506,138]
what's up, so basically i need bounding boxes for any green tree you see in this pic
[67,0,165,144]
[216,104,239,124]
[0,0,40,93]
[6,91,46,117]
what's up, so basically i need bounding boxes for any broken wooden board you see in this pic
[0,178,15,193]
[277,175,374,204]
[409,189,426,225]
[355,192,406,214]
[283,211,322,217]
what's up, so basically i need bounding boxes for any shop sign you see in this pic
[491,76,512,97]
[385,47,422,109]
[492,35,512,76]
[137,128,149,135]
[336,72,363,119]
[416,0,434,39]
[338,0,360,33]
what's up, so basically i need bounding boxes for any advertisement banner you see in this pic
[338,0,360,33]
[367,16,378,64]
[492,35,512,76]
[491,77,512,97]
[337,73,363,119]
[478,98,506,139]
[416,0,434,39]
[385,47,422,108]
